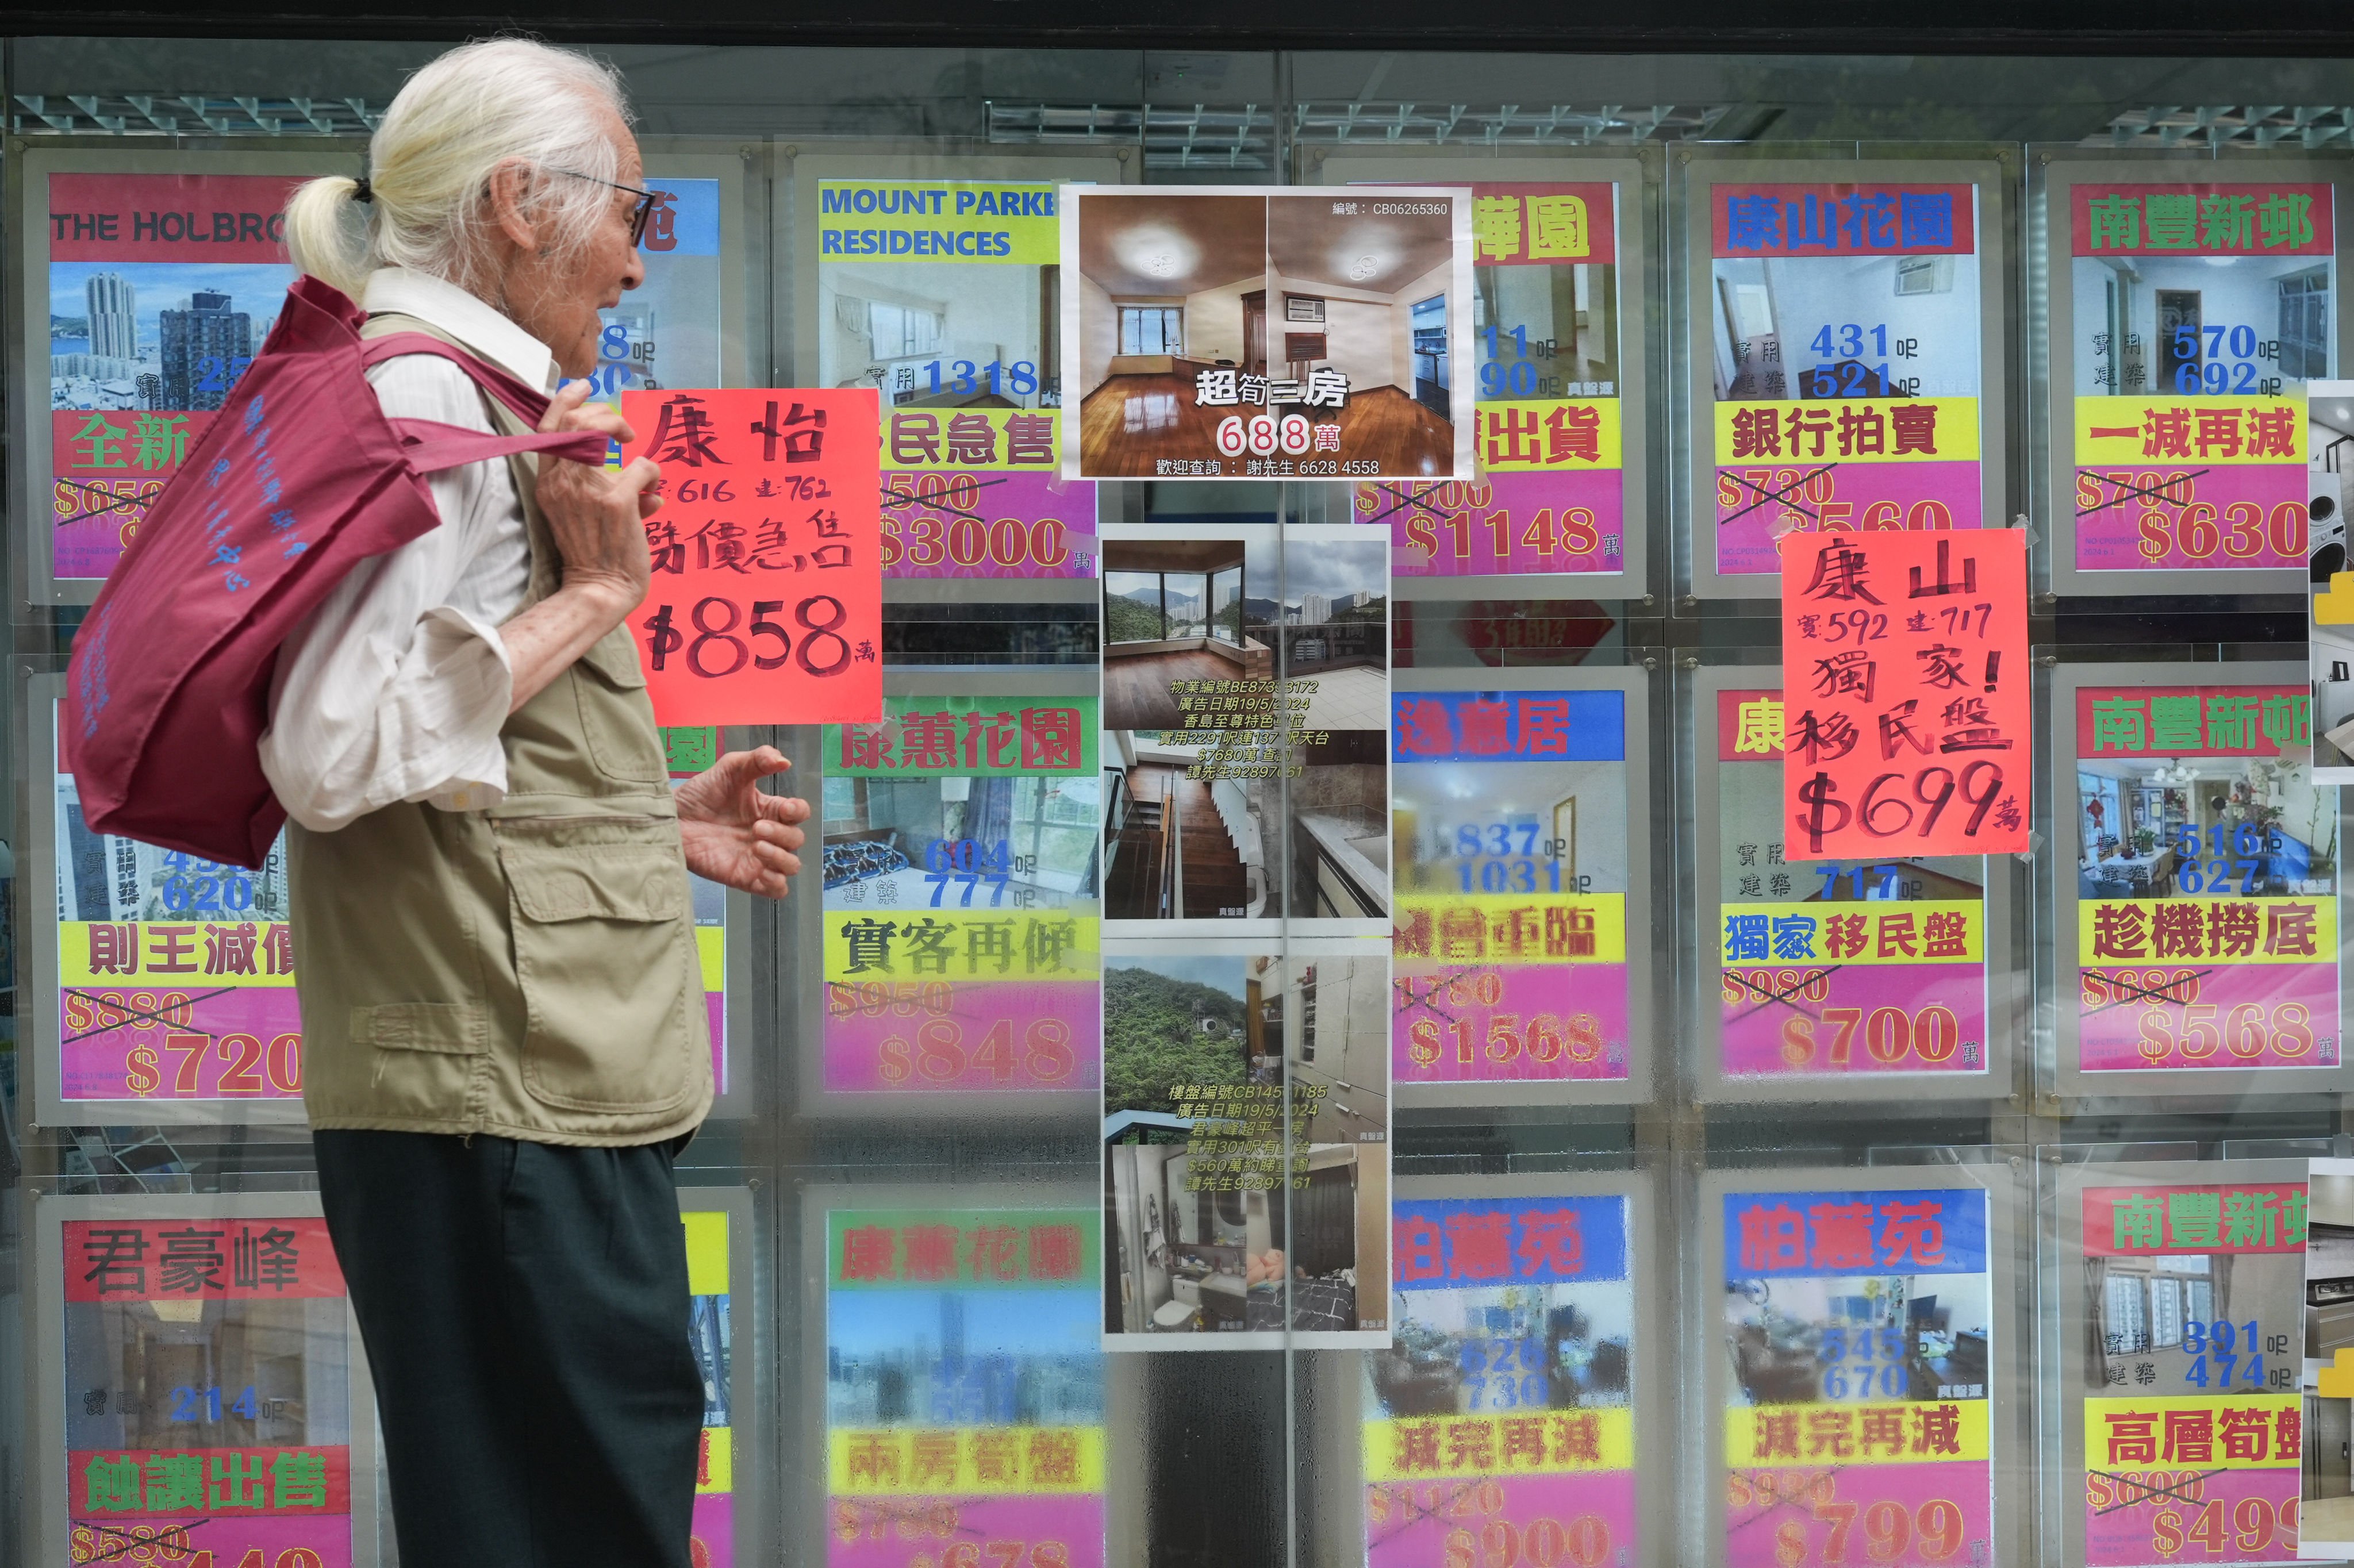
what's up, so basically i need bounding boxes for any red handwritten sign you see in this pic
[1780,529,2030,857]
[619,388,881,725]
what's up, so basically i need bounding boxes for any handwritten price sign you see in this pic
[1780,529,2030,857]
[619,389,881,725]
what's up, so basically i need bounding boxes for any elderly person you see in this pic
[266,39,802,1567]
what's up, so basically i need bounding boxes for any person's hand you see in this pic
[674,746,811,898]
[535,380,660,618]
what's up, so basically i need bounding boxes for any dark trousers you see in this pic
[316,1129,704,1568]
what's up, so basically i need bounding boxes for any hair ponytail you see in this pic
[278,39,631,303]
[283,174,373,301]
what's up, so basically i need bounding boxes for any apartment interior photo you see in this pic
[1073,191,1457,474]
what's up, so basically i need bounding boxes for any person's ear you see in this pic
[486,160,541,254]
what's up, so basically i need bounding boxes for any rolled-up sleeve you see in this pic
[259,354,532,832]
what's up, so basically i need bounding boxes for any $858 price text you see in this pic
[642,594,853,679]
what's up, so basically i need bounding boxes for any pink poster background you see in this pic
[1378,470,1627,577]
[1721,963,1990,1077]
[828,1493,1104,1568]
[2072,464,2305,571]
[1726,1459,1989,1568]
[52,986,723,1100]
[692,1491,732,1568]
[1714,459,1982,576]
[2076,962,2341,1071]
[70,1513,349,1568]
[1392,963,1632,1082]
[2082,1465,2298,1565]
[57,987,303,1101]
[881,472,1096,581]
[1367,1469,1635,1567]
[824,980,1101,1092]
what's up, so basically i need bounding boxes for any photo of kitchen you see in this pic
[2075,753,2335,902]
[1102,954,1388,1345]
[1726,1264,1992,1406]
[1068,188,1464,477]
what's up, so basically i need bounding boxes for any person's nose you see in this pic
[621,244,647,291]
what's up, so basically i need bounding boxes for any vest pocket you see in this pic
[573,629,671,783]
[495,821,698,1114]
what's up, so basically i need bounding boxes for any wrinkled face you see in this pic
[497,104,647,380]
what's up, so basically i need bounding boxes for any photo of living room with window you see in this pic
[1069,189,1462,477]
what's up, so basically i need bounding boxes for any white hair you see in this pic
[284,37,632,299]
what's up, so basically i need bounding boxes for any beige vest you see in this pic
[286,313,712,1144]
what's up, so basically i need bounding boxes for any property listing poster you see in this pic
[1061,188,1474,481]
[683,1205,739,1568]
[816,177,1096,580]
[1391,687,1634,1087]
[1707,681,1996,1085]
[1704,180,1987,581]
[1102,947,1391,1348]
[2301,1158,2354,1561]
[1358,182,1625,578]
[54,1206,366,1568]
[664,727,735,1097]
[1366,1193,1638,1568]
[2307,382,2354,777]
[2074,1173,2305,1566]
[2059,672,2340,1079]
[590,176,722,408]
[819,696,1101,1096]
[825,1206,1104,1568]
[49,695,303,1112]
[1716,1182,1996,1567]
[45,171,309,583]
[2066,181,2330,575]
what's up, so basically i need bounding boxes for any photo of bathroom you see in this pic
[1102,954,1389,1345]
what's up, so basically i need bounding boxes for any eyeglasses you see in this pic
[548,167,657,247]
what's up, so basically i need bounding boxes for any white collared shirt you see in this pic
[259,267,557,832]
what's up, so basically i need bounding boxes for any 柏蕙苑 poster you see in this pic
[1695,669,2007,1096]
[822,1203,1104,1568]
[817,690,1101,1099]
[1367,1183,1643,1568]
[1692,167,2000,593]
[35,1195,377,1568]
[1061,188,1473,481]
[1103,947,1391,1347]
[1390,677,1649,1098]
[816,176,1096,581]
[2052,664,2342,1089]
[2060,177,2330,581]
[1349,179,1630,581]
[2060,1162,2305,1567]
[1710,1172,2007,1567]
